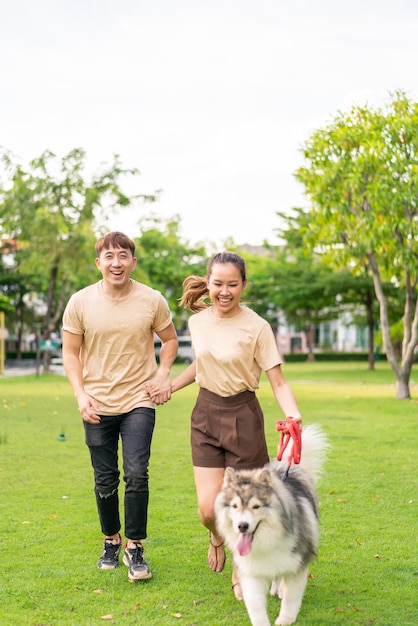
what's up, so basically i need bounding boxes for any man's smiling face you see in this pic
[95,244,137,290]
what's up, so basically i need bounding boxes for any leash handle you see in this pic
[276,417,302,466]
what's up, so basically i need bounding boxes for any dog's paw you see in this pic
[270,579,283,599]
[270,580,280,597]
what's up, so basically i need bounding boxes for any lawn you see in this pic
[0,361,416,625]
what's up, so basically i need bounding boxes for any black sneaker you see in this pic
[97,533,122,569]
[123,542,152,581]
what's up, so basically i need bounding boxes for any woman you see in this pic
[148,251,302,599]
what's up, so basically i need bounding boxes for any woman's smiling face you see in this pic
[207,262,247,317]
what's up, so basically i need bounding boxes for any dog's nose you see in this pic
[238,522,249,533]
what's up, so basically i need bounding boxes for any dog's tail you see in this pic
[279,424,330,483]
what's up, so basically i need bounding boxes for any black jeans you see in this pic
[83,407,155,540]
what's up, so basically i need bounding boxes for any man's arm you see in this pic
[62,330,100,423]
[147,338,196,404]
[157,323,178,371]
[148,323,178,403]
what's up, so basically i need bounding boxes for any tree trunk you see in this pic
[365,289,375,371]
[367,252,411,398]
[16,288,25,360]
[395,372,411,400]
[42,259,60,373]
[52,278,70,326]
[42,350,51,373]
[306,324,316,361]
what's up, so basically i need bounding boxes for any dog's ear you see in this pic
[258,468,273,487]
[223,467,236,485]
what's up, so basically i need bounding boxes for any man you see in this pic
[62,231,178,582]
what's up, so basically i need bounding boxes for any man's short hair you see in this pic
[95,232,135,257]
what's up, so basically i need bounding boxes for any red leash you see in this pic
[276,417,302,479]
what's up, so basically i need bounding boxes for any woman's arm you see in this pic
[265,364,302,424]
[171,361,197,392]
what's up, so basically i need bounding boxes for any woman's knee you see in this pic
[197,499,216,526]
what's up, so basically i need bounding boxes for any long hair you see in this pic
[180,252,246,313]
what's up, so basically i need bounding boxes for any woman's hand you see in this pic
[145,381,171,405]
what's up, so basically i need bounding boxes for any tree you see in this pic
[0,148,155,364]
[242,245,343,361]
[296,91,418,398]
[275,207,383,369]
[238,249,281,329]
[133,213,207,329]
[268,255,343,361]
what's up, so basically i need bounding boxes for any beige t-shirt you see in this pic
[62,280,172,415]
[189,306,283,396]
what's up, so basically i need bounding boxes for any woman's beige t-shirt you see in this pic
[62,280,172,415]
[189,306,283,397]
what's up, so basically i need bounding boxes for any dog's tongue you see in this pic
[236,533,252,556]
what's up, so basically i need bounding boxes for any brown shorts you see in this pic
[191,387,269,470]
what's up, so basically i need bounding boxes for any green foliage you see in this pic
[133,214,207,327]
[240,249,281,324]
[283,352,388,363]
[0,364,416,625]
[0,292,13,313]
[271,212,360,325]
[243,215,376,361]
[374,319,405,356]
[296,93,418,275]
[295,90,418,397]
[0,148,152,341]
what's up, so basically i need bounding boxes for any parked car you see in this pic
[154,335,194,364]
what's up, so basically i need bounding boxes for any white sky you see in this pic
[1,0,418,247]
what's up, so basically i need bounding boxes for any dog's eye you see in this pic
[231,503,238,509]
[252,504,260,510]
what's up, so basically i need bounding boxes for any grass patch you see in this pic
[0,362,416,625]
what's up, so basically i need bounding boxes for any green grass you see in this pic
[0,362,416,625]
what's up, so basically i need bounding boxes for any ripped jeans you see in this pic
[83,407,155,540]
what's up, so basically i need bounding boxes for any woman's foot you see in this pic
[207,533,226,572]
[232,568,243,601]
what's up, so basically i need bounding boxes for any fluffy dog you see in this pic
[214,425,329,626]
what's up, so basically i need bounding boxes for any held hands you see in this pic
[145,372,172,405]
[146,382,162,404]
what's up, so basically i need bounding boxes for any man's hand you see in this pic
[145,372,171,405]
[76,393,101,423]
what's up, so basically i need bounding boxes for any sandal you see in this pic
[207,533,226,572]
[232,568,243,601]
